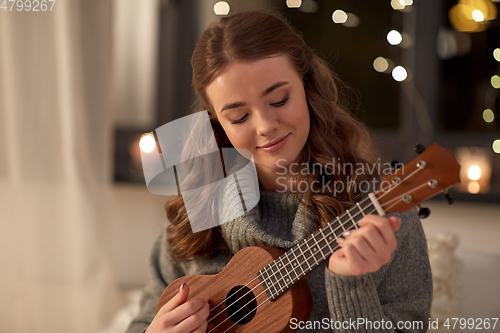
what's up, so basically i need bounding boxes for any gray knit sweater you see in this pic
[126,191,432,333]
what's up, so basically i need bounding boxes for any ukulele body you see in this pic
[157,246,313,333]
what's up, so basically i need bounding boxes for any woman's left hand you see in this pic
[328,214,400,276]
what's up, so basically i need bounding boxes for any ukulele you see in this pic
[156,143,461,333]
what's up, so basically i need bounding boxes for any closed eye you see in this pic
[231,114,248,124]
[271,96,289,107]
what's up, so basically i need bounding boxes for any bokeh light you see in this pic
[392,66,408,82]
[472,9,485,22]
[483,109,495,123]
[299,0,318,13]
[332,10,347,24]
[493,139,500,153]
[491,75,500,89]
[287,0,302,8]
[467,165,482,180]
[373,57,389,72]
[391,0,405,10]
[387,30,403,45]
[343,13,360,27]
[494,48,500,62]
[139,134,156,153]
[213,1,230,15]
[467,181,480,194]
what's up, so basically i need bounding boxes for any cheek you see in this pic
[221,124,255,150]
[290,102,310,133]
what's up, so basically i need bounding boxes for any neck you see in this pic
[256,165,295,193]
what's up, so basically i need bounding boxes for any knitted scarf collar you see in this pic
[219,191,319,255]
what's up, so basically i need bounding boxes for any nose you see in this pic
[254,107,279,137]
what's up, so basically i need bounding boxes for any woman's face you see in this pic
[206,55,310,178]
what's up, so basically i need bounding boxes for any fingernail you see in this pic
[343,230,351,237]
[336,238,345,245]
[180,283,186,293]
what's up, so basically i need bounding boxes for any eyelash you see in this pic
[231,96,289,124]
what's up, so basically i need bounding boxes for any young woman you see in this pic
[127,10,432,333]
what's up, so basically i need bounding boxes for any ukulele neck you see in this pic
[257,195,380,301]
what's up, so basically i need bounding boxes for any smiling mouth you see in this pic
[258,134,289,148]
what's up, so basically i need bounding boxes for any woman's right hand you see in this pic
[146,283,210,333]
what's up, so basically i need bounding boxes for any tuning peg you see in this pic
[415,144,426,154]
[390,160,403,172]
[443,190,454,205]
[417,205,431,219]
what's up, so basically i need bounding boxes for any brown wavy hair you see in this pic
[166,10,379,262]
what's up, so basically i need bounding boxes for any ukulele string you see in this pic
[373,181,431,209]
[208,194,384,325]
[207,195,374,324]
[373,164,424,202]
[208,192,417,332]
[207,198,377,327]
[208,275,260,319]
[208,289,268,333]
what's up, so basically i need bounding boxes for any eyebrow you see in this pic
[220,81,289,113]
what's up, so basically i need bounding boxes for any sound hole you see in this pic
[225,285,257,325]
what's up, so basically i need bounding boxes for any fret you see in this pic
[297,240,313,271]
[316,235,329,259]
[285,252,300,283]
[326,223,339,243]
[304,237,320,266]
[356,202,365,217]
[296,243,311,274]
[346,209,358,229]
[273,261,286,293]
[278,255,294,286]
[257,271,268,297]
[363,200,376,216]
[289,247,306,278]
[311,233,326,261]
[325,224,337,243]
[261,266,278,300]
[337,216,346,233]
[319,227,334,254]
[264,265,279,295]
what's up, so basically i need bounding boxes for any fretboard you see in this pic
[257,196,378,301]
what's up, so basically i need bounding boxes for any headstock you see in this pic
[375,143,461,215]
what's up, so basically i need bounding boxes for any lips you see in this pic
[259,134,289,148]
[258,134,290,153]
